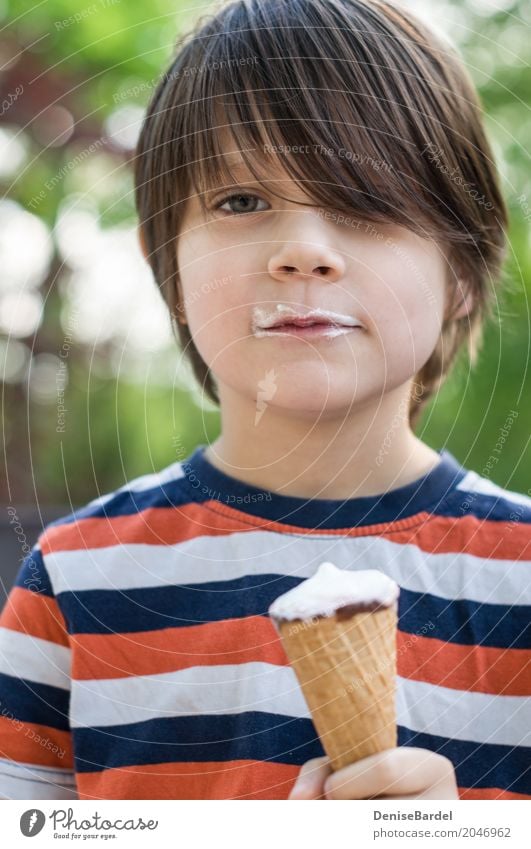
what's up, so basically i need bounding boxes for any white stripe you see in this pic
[456,471,531,510]
[44,532,531,606]
[0,758,77,799]
[70,662,531,748]
[0,628,71,691]
[84,460,186,510]
[397,676,531,747]
[70,662,310,728]
[0,757,76,784]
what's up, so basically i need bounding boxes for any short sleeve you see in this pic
[0,544,78,799]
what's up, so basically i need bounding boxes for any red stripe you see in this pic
[76,759,298,799]
[40,504,240,552]
[397,632,531,696]
[40,503,531,559]
[409,513,531,561]
[0,587,70,647]
[71,616,531,698]
[71,616,286,680]
[458,786,531,800]
[76,770,531,801]
[0,716,73,768]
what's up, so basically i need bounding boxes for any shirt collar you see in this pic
[183,443,467,530]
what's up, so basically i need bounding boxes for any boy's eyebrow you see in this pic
[215,153,285,181]
[209,154,254,176]
[223,155,249,169]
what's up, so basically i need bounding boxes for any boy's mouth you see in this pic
[252,305,365,338]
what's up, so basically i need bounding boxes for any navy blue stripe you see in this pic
[57,577,531,649]
[182,446,470,528]
[181,446,530,527]
[398,590,531,649]
[399,726,531,796]
[42,447,530,530]
[14,548,54,598]
[73,713,325,772]
[45,482,193,526]
[57,575,303,634]
[0,672,70,731]
[46,484,531,531]
[73,713,531,795]
[433,489,531,523]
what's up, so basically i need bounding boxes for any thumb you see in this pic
[289,756,332,799]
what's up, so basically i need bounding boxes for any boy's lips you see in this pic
[252,305,365,338]
[254,324,362,338]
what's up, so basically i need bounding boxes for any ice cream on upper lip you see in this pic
[252,304,365,338]
[268,561,399,622]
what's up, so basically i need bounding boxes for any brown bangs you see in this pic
[169,12,464,242]
[185,91,427,234]
[144,0,505,249]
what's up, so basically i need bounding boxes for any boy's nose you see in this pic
[267,239,346,284]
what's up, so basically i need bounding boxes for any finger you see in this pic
[411,776,459,800]
[289,756,332,799]
[371,784,458,800]
[324,748,454,800]
[370,784,459,802]
[362,780,458,801]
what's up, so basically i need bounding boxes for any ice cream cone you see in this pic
[269,562,399,771]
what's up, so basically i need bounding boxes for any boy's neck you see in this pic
[203,381,441,500]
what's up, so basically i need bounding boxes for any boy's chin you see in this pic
[252,385,371,420]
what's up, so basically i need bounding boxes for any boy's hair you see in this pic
[134,0,507,428]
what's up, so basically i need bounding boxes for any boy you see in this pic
[1,0,529,800]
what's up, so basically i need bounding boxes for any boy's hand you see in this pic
[289,748,459,800]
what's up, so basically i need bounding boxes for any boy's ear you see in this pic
[446,279,475,321]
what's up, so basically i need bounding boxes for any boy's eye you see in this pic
[214,193,269,215]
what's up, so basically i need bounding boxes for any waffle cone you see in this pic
[277,605,397,771]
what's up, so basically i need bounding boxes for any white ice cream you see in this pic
[268,561,399,621]
[251,304,364,337]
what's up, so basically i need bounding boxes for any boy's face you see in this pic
[176,148,463,417]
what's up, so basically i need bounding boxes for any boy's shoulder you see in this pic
[37,457,193,554]
[34,449,531,557]
[452,462,531,521]
[439,460,531,563]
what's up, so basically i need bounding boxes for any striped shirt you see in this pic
[0,443,530,800]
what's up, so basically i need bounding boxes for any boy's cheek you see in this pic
[369,246,446,326]
[373,304,441,375]
[184,307,258,382]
